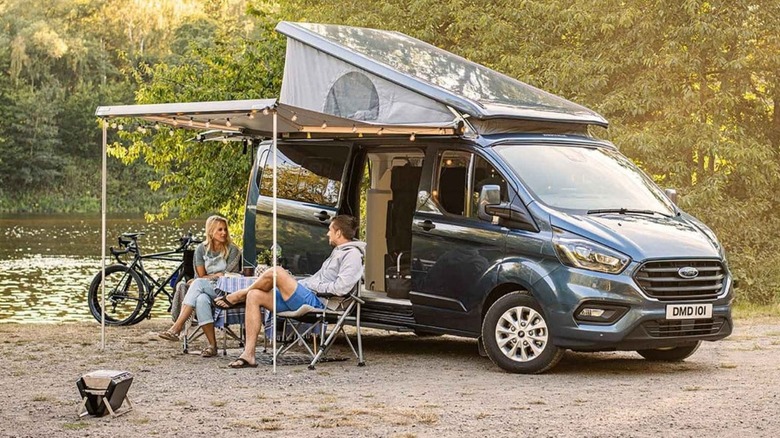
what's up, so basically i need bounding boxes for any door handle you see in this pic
[415,220,436,231]
[314,211,330,221]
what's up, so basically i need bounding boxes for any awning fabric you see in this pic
[95,99,458,137]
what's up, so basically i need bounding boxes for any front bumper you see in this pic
[534,262,734,351]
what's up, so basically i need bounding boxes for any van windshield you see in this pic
[495,144,675,215]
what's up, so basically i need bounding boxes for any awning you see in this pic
[95,99,459,137]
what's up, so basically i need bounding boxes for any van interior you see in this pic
[359,149,425,302]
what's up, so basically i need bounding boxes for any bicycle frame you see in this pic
[112,238,186,311]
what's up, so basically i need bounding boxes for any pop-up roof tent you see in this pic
[94,22,608,368]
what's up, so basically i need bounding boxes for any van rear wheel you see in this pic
[637,341,701,361]
[481,292,563,374]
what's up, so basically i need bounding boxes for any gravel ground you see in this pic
[0,316,778,437]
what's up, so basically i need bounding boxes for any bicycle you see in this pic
[87,232,201,326]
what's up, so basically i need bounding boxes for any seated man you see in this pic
[222,214,365,368]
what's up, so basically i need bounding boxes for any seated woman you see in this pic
[158,215,240,357]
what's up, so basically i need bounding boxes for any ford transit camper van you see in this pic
[237,22,733,374]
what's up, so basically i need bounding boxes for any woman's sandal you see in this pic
[213,293,237,310]
[228,358,258,368]
[201,345,217,358]
[158,330,180,342]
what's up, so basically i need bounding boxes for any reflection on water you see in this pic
[0,214,201,323]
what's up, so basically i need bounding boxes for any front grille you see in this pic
[633,259,725,301]
[643,318,725,337]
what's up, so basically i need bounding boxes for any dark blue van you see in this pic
[240,22,733,374]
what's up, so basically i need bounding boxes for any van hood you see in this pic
[549,211,720,261]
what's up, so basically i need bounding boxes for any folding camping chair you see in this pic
[275,283,365,369]
[181,276,255,356]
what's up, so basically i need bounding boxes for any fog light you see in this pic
[574,303,628,324]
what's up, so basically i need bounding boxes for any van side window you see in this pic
[435,151,508,220]
[259,144,349,207]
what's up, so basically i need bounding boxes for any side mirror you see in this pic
[664,188,678,204]
[477,184,501,222]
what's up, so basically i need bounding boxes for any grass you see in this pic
[733,303,780,319]
[62,422,89,430]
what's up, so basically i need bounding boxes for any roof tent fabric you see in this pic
[276,22,609,131]
[281,39,455,125]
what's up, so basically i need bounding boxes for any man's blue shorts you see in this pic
[275,282,325,312]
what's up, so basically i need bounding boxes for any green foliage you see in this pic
[280,0,780,304]
[0,0,778,303]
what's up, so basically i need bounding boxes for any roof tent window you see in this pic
[324,72,380,121]
[297,23,591,117]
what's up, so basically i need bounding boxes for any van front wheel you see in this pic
[481,292,563,374]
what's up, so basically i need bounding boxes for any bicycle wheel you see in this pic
[88,264,146,326]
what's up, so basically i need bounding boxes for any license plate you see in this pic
[665,303,713,320]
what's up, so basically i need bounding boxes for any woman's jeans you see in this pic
[182,278,217,326]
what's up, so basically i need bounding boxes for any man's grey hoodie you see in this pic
[299,240,366,296]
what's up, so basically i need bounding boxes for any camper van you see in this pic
[238,23,734,374]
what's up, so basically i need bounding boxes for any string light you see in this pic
[154,123,160,130]
[307,132,311,139]
[205,120,211,129]
[168,129,174,136]
[248,112,255,119]
[222,137,228,144]
[188,117,194,127]
[351,125,357,133]
[410,133,416,141]
[117,124,124,131]
[377,127,383,136]
[225,118,232,127]
[262,108,270,116]
[321,121,327,129]
[290,112,298,122]
[110,122,117,129]
[172,117,178,126]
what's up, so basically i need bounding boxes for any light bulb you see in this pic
[117,124,124,131]
[172,117,178,126]
[321,121,327,129]
[410,133,416,141]
[111,122,117,129]
[154,123,160,130]
[225,118,232,127]
[205,120,211,128]
[248,112,255,119]
[351,125,357,133]
[188,118,193,127]
[263,108,270,116]
[377,128,383,136]
[169,129,174,136]
[291,113,298,122]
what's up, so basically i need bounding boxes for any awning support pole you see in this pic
[272,110,278,373]
[101,119,107,350]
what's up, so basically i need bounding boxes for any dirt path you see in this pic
[0,317,778,437]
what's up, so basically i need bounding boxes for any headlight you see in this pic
[553,230,630,274]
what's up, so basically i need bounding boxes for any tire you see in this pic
[481,291,564,374]
[88,265,146,326]
[637,341,701,361]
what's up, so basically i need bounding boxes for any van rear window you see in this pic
[259,144,349,207]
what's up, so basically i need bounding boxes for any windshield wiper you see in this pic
[587,208,670,217]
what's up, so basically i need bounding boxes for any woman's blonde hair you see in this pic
[204,215,232,258]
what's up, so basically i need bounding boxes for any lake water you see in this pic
[0,214,202,324]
